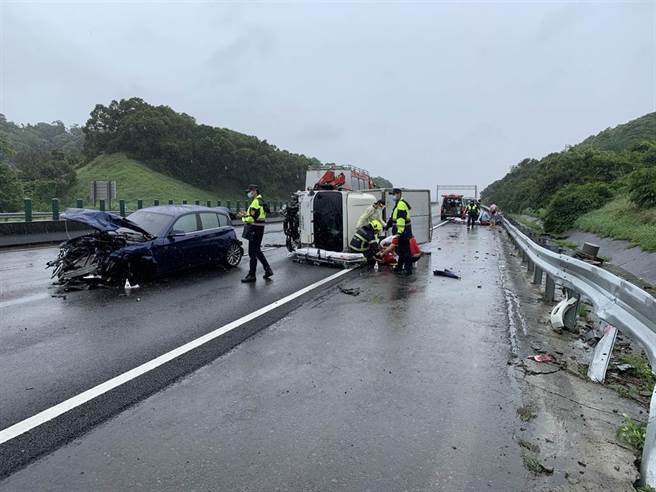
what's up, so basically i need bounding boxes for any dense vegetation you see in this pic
[0,115,84,211]
[82,98,323,201]
[481,112,656,237]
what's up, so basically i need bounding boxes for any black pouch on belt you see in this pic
[242,223,256,241]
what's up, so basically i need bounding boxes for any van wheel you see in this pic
[223,242,243,267]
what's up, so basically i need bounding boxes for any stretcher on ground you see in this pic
[290,248,367,268]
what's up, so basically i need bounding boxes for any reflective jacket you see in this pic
[466,203,480,215]
[386,198,411,235]
[242,194,266,225]
[349,225,377,255]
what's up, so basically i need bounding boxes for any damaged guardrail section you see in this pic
[502,217,656,486]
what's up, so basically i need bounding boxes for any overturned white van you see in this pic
[283,189,432,258]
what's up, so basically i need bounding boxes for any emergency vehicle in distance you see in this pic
[440,194,466,221]
[283,166,432,262]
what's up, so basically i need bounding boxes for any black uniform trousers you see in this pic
[394,225,413,274]
[248,225,270,275]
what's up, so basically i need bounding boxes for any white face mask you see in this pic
[247,191,255,199]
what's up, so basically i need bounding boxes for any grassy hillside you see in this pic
[577,112,656,151]
[71,153,241,210]
[575,197,656,252]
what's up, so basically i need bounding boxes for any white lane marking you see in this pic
[432,220,450,231]
[0,268,353,445]
[0,293,50,309]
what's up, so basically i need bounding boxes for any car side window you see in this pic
[217,214,229,227]
[172,214,199,234]
[199,212,220,230]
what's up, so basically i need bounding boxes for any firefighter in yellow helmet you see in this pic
[349,219,383,263]
[385,188,413,274]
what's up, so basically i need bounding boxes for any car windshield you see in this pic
[126,211,170,236]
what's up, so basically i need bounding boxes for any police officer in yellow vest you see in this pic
[241,184,273,283]
[385,188,413,274]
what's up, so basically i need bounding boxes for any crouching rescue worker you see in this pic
[386,188,413,274]
[240,184,273,283]
[349,219,383,262]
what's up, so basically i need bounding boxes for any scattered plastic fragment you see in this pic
[339,287,361,296]
[433,269,460,279]
[124,279,140,290]
[530,354,556,363]
[615,363,633,372]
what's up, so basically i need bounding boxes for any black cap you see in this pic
[246,184,258,191]
[375,199,385,205]
[392,188,402,194]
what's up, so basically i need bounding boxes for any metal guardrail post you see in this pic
[226,201,231,210]
[217,200,221,207]
[24,199,32,222]
[137,199,143,210]
[99,199,106,212]
[154,199,160,206]
[168,199,174,205]
[182,200,187,205]
[532,266,543,285]
[194,200,200,206]
[206,200,211,207]
[527,257,534,274]
[119,200,126,217]
[76,199,83,208]
[236,201,241,211]
[544,275,555,302]
[51,199,59,221]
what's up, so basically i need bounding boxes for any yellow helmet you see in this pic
[370,219,383,233]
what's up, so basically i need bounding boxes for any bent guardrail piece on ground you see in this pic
[502,217,656,486]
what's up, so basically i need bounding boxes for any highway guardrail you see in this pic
[502,215,656,486]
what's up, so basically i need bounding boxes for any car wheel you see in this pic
[223,241,243,267]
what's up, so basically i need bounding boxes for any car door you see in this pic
[198,212,233,264]
[158,213,204,273]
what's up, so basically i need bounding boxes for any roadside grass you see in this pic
[552,238,578,250]
[616,414,646,450]
[510,213,544,234]
[575,197,656,252]
[70,153,244,210]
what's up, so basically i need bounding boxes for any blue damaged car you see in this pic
[48,205,243,285]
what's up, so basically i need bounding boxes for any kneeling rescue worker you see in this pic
[241,184,273,283]
[386,188,413,274]
[349,219,383,262]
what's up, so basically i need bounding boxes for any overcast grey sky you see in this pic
[1,1,654,191]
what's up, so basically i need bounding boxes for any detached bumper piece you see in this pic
[290,248,366,269]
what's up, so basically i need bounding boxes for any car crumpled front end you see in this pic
[47,209,157,286]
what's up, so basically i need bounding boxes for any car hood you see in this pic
[61,209,154,238]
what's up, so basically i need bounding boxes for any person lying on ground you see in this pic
[377,235,423,266]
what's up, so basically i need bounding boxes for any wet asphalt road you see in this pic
[0,223,354,473]
[0,223,528,490]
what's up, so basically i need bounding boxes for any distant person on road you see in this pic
[240,184,273,283]
[466,200,480,228]
[489,203,498,227]
[385,188,413,275]
[349,219,383,262]
[356,199,386,228]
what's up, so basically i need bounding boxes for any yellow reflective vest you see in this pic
[242,194,266,224]
[389,198,411,235]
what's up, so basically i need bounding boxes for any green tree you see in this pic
[0,161,24,212]
[543,182,614,233]
[627,167,656,207]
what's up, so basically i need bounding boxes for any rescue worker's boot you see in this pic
[263,268,274,279]
[241,273,256,283]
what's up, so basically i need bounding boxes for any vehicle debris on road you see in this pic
[433,268,460,279]
[339,286,361,296]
